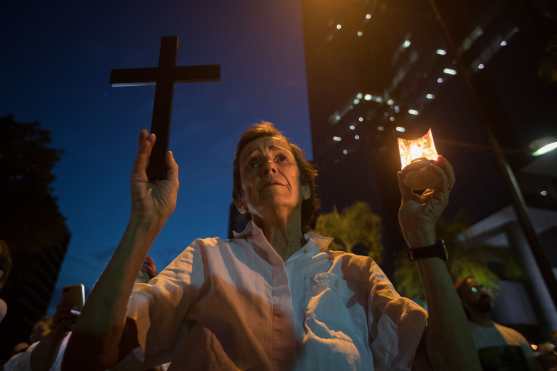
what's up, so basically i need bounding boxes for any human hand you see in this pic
[51,302,79,338]
[397,155,455,248]
[141,256,158,279]
[130,129,180,229]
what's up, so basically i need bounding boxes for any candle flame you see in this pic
[398,129,438,169]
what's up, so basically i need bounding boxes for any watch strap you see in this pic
[408,240,448,262]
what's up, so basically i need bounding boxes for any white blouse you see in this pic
[126,220,427,371]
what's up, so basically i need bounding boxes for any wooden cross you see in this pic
[110,36,220,180]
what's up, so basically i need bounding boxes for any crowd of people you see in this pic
[1,122,556,370]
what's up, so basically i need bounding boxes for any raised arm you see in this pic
[63,129,179,370]
[398,156,481,371]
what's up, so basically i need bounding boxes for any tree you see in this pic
[394,214,525,304]
[0,115,70,359]
[315,201,383,261]
[0,115,69,253]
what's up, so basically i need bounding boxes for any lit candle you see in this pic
[397,128,438,169]
[398,129,441,190]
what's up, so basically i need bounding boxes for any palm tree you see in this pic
[315,201,383,261]
[394,215,526,304]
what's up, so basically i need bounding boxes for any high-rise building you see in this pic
[302,0,557,335]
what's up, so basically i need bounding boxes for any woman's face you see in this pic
[237,135,309,220]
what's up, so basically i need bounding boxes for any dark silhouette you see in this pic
[0,115,70,361]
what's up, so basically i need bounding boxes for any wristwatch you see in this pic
[407,240,448,262]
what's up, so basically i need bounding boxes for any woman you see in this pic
[63,122,480,370]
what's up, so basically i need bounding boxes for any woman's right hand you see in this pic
[130,129,180,230]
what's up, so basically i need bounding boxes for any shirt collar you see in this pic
[232,220,334,259]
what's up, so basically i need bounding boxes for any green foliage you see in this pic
[394,214,526,302]
[315,201,383,261]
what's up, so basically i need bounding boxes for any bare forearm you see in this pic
[417,258,481,371]
[65,216,160,368]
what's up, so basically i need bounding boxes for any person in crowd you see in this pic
[536,341,557,371]
[3,256,161,371]
[135,256,158,284]
[4,305,75,371]
[62,122,481,370]
[11,343,31,356]
[455,275,541,370]
[0,240,13,324]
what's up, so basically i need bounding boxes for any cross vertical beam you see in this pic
[149,36,177,181]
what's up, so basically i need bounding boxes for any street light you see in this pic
[530,137,557,157]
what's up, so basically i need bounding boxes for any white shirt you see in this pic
[127,221,427,370]
[470,321,530,349]
[3,335,69,371]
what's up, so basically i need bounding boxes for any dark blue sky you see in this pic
[1,1,312,311]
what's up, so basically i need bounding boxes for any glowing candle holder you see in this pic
[397,129,441,190]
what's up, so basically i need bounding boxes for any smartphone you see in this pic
[60,284,85,316]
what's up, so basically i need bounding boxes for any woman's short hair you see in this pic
[232,122,320,232]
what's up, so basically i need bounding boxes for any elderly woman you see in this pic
[63,122,480,371]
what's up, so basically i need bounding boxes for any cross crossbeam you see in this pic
[110,36,221,180]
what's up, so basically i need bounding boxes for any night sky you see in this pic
[1,1,312,311]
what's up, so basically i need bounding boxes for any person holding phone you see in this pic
[4,255,161,371]
[62,122,481,370]
[3,293,79,371]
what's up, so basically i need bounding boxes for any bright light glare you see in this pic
[402,40,412,48]
[336,24,342,30]
[358,116,364,122]
[437,77,444,84]
[443,68,457,75]
[540,190,548,197]
[333,136,342,142]
[426,93,435,100]
[398,129,438,169]
[436,49,447,55]
[357,31,363,37]
[349,124,356,130]
[396,126,406,133]
[387,99,394,106]
[408,109,419,116]
[356,92,363,99]
[353,99,360,105]
[354,134,360,140]
[364,94,372,101]
[365,13,372,20]
[500,40,507,47]
[342,149,348,155]
[389,116,395,122]
[532,142,557,156]
[477,63,485,70]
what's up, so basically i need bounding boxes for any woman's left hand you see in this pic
[397,155,455,248]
